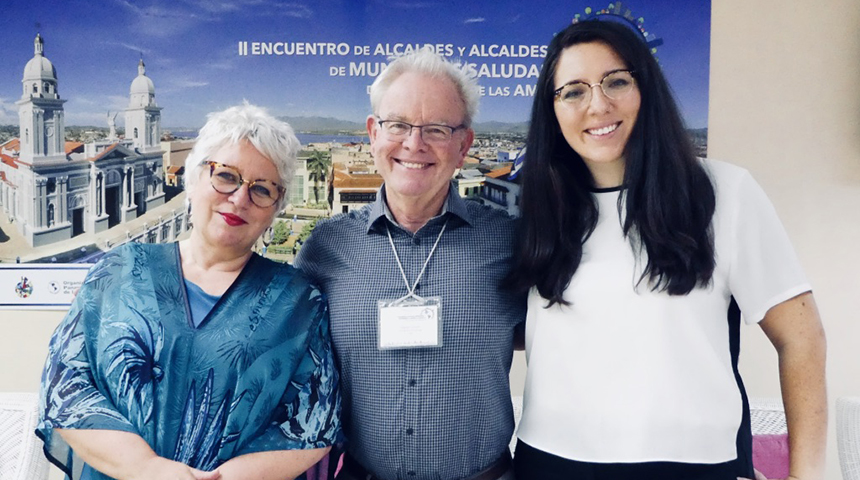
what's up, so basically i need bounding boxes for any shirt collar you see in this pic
[367,181,475,234]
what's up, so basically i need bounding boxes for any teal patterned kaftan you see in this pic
[37,243,342,479]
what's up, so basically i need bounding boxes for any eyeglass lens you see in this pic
[556,71,635,106]
[380,120,458,143]
[208,163,280,207]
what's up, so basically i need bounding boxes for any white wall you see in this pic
[709,1,859,478]
[0,311,63,479]
[0,311,59,392]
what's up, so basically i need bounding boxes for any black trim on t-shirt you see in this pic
[729,296,756,479]
[590,185,625,193]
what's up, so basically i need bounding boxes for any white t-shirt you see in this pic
[517,159,810,463]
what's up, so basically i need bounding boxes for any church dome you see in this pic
[24,56,57,81]
[130,59,155,95]
[23,34,57,82]
[131,74,155,95]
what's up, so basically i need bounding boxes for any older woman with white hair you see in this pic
[37,103,341,480]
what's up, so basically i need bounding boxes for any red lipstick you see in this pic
[220,213,247,226]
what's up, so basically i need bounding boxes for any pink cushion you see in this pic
[303,452,343,480]
[752,434,789,479]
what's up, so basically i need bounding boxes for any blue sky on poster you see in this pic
[0,0,710,129]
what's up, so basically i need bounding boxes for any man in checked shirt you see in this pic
[295,49,525,480]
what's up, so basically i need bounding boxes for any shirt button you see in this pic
[409,379,417,387]
[406,427,414,435]
[412,236,421,245]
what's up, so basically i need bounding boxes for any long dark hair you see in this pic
[511,20,716,306]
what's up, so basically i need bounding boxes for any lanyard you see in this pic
[385,218,448,300]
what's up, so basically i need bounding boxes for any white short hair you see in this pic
[369,48,480,126]
[185,102,300,210]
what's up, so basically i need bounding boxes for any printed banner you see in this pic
[1,0,710,278]
[0,264,89,310]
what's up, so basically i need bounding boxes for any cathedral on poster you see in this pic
[0,34,166,248]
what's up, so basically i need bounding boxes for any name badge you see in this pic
[377,296,442,350]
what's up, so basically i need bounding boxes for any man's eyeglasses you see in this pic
[377,119,466,144]
[202,161,284,208]
[553,70,637,108]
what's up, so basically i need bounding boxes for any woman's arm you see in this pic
[216,447,330,480]
[758,292,827,480]
[57,429,221,480]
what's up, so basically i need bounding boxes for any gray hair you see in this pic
[185,102,299,210]
[369,49,480,126]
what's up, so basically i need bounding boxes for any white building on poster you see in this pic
[0,34,165,247]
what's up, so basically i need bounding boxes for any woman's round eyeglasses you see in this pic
[202,161,284,208]
[553,70,637,108]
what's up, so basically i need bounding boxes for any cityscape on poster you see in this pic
[0,0,711,308]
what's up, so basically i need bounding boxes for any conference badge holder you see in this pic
[377,293,442,350]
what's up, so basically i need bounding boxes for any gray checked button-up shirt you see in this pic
[295,183,525,480]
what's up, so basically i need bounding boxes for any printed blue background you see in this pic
[0,0,710,129]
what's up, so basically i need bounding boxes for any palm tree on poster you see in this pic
[307,151,331,205]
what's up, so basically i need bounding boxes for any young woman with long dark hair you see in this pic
[511,20,826,480]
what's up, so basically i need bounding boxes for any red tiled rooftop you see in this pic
[1,153,18,168]
[1,138,20,152]
[65,141,84,154]
[89,143,121,162]
[485,165,512,179]
[333,170,383,189]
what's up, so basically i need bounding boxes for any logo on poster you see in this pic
[16,276,33,298]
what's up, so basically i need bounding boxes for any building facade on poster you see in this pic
[0,34,165,248]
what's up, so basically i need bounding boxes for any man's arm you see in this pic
[758,292,827,480]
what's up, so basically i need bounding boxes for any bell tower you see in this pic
[17,33,67,165]
[125,58,162,153]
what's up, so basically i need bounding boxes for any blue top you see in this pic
[184,278,221,328]
[38,242,342,479]
[295,183,526,480]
